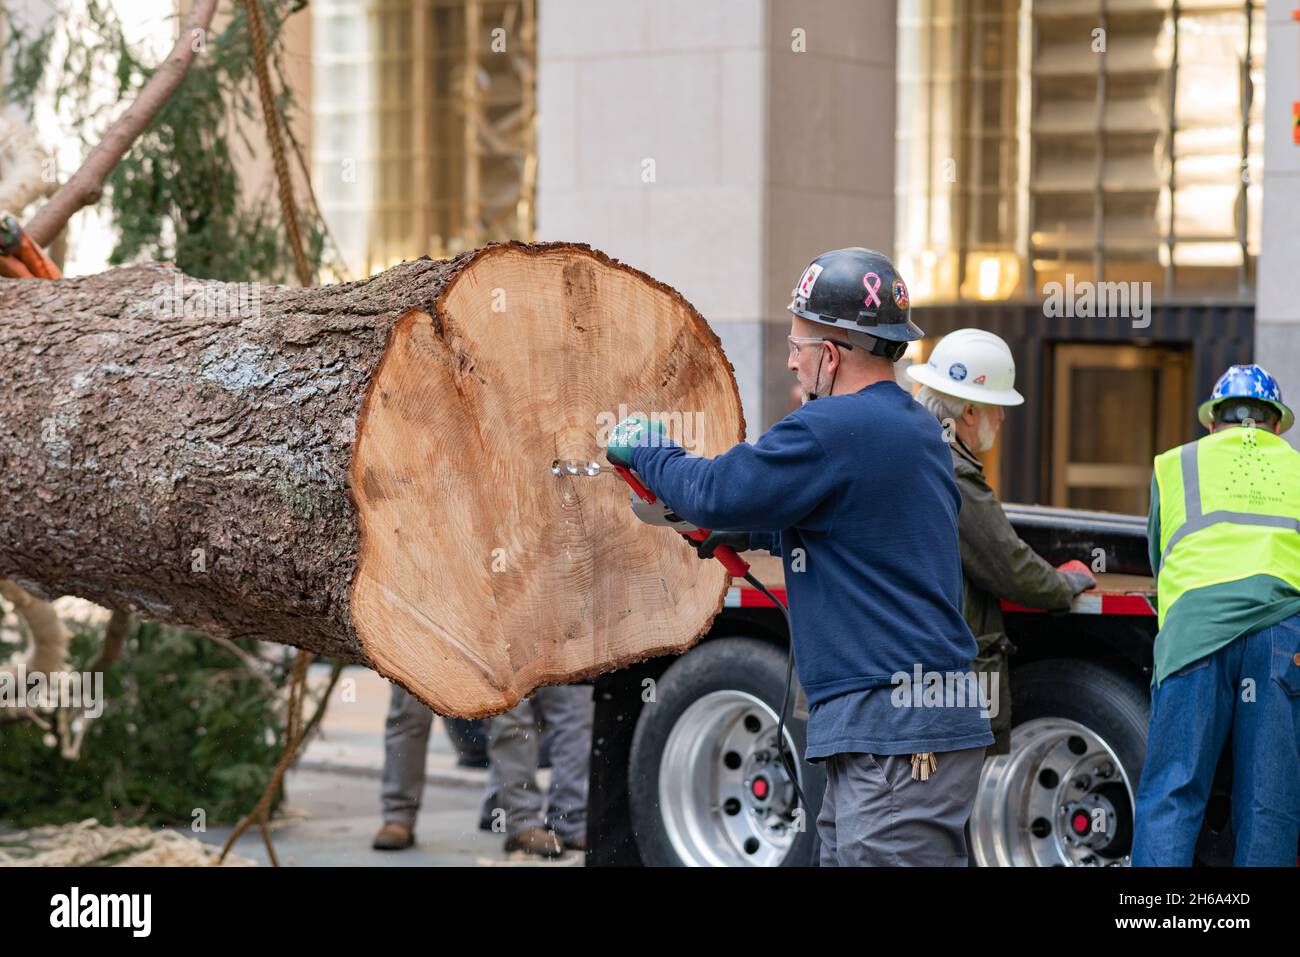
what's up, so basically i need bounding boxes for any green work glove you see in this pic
[605,415,665,467]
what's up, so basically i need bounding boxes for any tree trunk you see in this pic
[0,241,744,717]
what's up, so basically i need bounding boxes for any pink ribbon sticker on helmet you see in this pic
[863,272,882,309]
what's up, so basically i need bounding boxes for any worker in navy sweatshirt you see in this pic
[605,248,992,866]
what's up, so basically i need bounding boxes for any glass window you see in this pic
[312,0,537,279]
[895,0,1263,303]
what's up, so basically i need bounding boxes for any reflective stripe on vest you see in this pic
[1153,428,1300,627]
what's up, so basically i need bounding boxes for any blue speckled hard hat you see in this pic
[1197,364,1294,433]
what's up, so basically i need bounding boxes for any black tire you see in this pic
[1013,658,1149,782]
[628,637,825,867]
[1009,659,1149,863]
[1009,658,1245,867]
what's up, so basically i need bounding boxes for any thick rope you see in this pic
[242,0,311,286]
[0,819,256,867]
[218,649,313,866]
[216,653,344,865]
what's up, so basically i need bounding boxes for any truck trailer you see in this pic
[585,503,1241,867]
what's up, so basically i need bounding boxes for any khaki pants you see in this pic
[380,684,497,827]
[487,684,594,842]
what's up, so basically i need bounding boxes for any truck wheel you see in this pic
[969,658,1148,867]
[628,637,825,866]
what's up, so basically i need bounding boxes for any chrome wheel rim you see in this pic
[970,717,1134,867]
[658,690,803,867]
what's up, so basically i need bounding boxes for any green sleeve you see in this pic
[957,469,1075,611]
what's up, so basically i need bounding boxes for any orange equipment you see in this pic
[0,212,61,280]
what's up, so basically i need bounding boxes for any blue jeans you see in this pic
[1132,613,1300,866]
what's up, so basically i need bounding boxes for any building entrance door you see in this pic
[1049,344,1192,514]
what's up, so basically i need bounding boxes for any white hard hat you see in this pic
[904,328,1024,406]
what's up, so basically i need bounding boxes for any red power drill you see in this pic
[610,464,751,578]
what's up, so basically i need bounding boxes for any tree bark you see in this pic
[0,241,744,717]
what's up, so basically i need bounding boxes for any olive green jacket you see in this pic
[951,438,1075,754]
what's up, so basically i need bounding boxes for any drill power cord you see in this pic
[740,570,808,824]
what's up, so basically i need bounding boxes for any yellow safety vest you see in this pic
[1153,427,1300,627]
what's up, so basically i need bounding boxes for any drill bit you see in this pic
[550,459,607,477]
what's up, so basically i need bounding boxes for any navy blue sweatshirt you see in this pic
[629,380,990,752]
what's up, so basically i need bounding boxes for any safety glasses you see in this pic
[787,335,854,358]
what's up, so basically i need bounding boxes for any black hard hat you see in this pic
[787,248,924,342]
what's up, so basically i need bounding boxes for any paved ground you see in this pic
[197,768,500,867]
[196,663,582,867]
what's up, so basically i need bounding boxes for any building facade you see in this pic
[897,0,1270,510]
[535,0,897,438]
[534,0,1297,512]
[298,0,1297,511]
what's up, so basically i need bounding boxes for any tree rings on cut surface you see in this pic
[351,244,744,715]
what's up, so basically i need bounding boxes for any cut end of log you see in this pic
[349,243,743,717]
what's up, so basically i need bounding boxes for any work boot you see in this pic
[504,827,563,859]
[372,821,414,851]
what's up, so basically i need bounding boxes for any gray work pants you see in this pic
[380,683,497,828]
[817,747,987,866]
[487,684,594,842]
